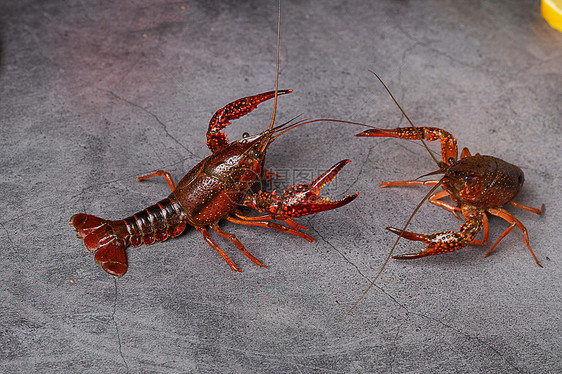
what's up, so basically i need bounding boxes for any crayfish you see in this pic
[70,3,357,277]
[343,72,545,317]
[356,72,544,267]
[71,90,357,277]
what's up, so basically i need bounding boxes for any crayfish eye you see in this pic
[465,173,482,182]
[252,151,261,159]
[242,132,250,138]
[448,157,456,165]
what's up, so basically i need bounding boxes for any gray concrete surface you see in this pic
[1,0,561,373]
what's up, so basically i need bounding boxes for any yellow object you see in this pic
[542,0,562,32]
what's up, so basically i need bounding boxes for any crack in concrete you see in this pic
[112,278,129,374]
[2,155,195,230]
[397,40,420,85]
[310,217,522,372]
[108,91,200,161]
[1,174,147,225]
[367,280,522,372]
[340,143,376,197]
[71,155,193,196]
[396,25,484,73]
[1,201,77,226]
[0,221,16,254]
[308,224,367,279]
[389,311,409,373]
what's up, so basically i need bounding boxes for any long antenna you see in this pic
[341,71,445,322]
[268,0,282,131]
[368,70,441,167]
[339,180,443,323]
[272,118,373,140]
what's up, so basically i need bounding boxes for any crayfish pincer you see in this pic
[71,90,358,277]
[357,126,544,266]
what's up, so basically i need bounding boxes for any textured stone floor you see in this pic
[1,1,561,373]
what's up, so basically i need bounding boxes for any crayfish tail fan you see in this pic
[70,213,127,277]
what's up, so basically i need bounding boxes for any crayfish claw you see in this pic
[355,129,389,137]
[245,160,358,219]
[386,227,436,259]
[309,159,350,194]
[206,90,293,153]
[392,252,429,260]
[386,227,429,242]
[387,226,472,260]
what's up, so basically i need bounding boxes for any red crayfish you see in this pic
[342,72,545,317]
[70,3,357,277]
[71,90,357,277]
[356,72,544,267]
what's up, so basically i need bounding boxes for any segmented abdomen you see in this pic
[122,197,187,247]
